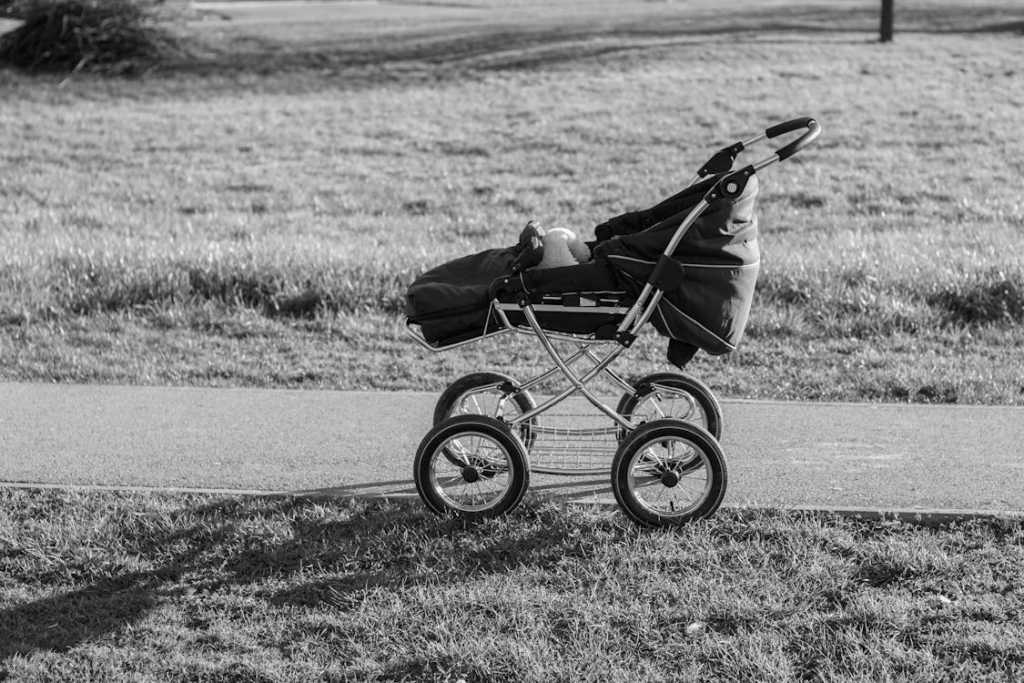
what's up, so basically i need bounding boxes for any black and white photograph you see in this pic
[1,0,1022,680]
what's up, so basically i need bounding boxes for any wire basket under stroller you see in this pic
[406,118,821,527]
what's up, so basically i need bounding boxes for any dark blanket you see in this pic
[405,247,517,344]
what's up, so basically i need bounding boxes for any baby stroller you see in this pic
[405,118,821,527]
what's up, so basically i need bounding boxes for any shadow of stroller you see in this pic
[0,492,621,664]
[287,477,614,503]
[286,479,417,499]
[0,496,397,660]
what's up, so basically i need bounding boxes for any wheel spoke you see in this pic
[624,433,716,520]
[426,428,519,514]
[624,375,718,437]
[631,473,662,487]
[463,394,485,415]
[637,444,666,469]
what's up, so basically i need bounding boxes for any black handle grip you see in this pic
[772,118,820,162]
[766,117,816,139]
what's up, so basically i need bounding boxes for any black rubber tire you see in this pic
[414,415,530,521]
[433,372,535,423]
[611,419,727,527]
[433,372,536,450]
[616,372,723,440]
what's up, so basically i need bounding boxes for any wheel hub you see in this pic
[462,467,481,483]
[661,471,680,488]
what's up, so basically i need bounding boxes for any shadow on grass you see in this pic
[0,496,270,659]
[265,498,620,609]
[169,5,1023,82]
[287,477,613,502]
[0,493,618,660]
[2,490,1021,682]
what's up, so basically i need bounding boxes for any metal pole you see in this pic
[880,0,894,42]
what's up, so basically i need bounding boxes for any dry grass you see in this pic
[1,0,1023,402]
[1,488,1022,682]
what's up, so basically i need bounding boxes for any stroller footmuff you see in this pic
[405,118,821,527]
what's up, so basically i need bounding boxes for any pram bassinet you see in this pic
[405,172,760,367]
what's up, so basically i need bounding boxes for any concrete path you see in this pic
[1,383,1022,517]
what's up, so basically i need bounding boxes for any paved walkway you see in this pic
[1,383,1022,518]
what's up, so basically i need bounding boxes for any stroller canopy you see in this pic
[593,173,760,356]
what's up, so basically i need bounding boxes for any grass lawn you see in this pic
[1,0,1022,402]
[1,489,1022,682]
[2,4,1024,680]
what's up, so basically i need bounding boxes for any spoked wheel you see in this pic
[611,419,727,527]
[616,372,723,440]
[433,372,537,451]
[414,415,530,521]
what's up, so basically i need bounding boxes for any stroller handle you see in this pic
[765,116,816,139]
[695,116,820,178]
[767,117,821,162]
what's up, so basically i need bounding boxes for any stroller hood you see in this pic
[597,174,760,356]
